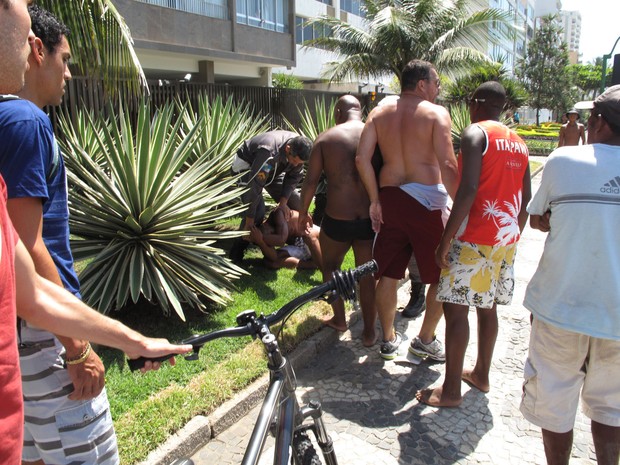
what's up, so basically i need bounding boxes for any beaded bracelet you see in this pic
[66,342,92,365]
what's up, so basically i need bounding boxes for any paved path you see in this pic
[189,163,597,465]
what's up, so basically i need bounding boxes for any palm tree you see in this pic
[37,0,146,96]
[444,61,528,110]
[305,0,515,85]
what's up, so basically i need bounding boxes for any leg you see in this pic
[591,421,620,465]
[318,230,350,332]
[462,304,498,393]
[352,239,377,346]
[541,429,573,465]
[22,461,44,465]
[376,276,399,343]
[416,302,468,407]
[403,254,426,318]
[418,283,443,343]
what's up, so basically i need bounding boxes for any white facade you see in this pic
[272,0,385,92]
[486,0,536,75]
[560,10,581,63]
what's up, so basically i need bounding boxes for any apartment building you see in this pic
[114,0,296,85]
[486,0,536,75]
[560,10,582,64]
[113,0,571,90]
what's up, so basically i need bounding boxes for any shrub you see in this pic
[61,100,252,319]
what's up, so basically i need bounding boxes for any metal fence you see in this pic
[49,77,372,134]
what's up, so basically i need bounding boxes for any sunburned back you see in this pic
[319,120,370,220]
[372,96,443,187]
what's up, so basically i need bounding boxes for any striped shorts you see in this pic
[19,323,119,464]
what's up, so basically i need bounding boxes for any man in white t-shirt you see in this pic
[520,85,620,465]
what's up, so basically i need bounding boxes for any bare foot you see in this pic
[461,370,490,393]
[415,387,462,408]
[323,316,347,332]
[361,328,377,347]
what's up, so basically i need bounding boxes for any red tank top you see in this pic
[0,176,23,465]
[456,120,529,246]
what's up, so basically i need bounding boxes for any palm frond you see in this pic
[37,0,147,96]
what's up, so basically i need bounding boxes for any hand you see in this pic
[538,211,551,232]
[248,225,263,243]
[435,238,451,269]
[369,201,383,233]
[126,339,193,374]
[67,349,105,400]
[298,213,313,236]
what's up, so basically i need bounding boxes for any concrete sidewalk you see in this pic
[150,160,597,465]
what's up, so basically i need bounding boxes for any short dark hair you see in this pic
[401,60,435,92]
[472,81,506,112]
[288,136,312,162]
[29,4,70,54]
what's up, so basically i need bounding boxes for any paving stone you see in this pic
[175,163,598,465]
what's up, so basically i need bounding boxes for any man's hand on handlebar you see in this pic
[126,338,193,373]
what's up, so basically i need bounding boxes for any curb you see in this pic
[139,309,363,465]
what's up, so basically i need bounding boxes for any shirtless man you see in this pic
[299,95,377,347]
[558,108,586,147]
[356,60,459,360]
[249,208,321,270]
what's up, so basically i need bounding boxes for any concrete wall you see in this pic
[115,0,296,80]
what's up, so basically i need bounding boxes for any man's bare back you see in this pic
[314,119,369,220]
[370,95,454,189]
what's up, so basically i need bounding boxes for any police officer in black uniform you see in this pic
[229,130,312,262]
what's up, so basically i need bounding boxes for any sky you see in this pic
[560,0,620,65]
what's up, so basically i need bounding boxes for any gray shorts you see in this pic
[19,324,119,464]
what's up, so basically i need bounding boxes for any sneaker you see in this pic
[409,336,445,362]
[380,331,404,360]
[402,282,426,319]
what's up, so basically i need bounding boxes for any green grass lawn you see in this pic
[98,245,355,463]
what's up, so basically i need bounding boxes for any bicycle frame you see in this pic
[128,261,377,464]
[241,320,337,465]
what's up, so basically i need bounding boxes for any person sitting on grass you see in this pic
[248,208,322,270]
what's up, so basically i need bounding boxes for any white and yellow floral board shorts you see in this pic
[437,239,516,309]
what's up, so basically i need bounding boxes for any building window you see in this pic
[237,0,289,32]
[136,0,229,20]
[341,0,365,17]
[296,16,332,46]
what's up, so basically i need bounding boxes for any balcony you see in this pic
[136,0,229,20]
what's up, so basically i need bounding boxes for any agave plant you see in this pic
[38,0,147,96]
[181,94,269,167]
[60,100,248,320]
[286,97,337,140]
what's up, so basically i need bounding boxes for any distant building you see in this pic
[486,0,536,75]
[560,10,582,64]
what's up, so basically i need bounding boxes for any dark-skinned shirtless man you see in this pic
[299,95,377,347]
[355,60,459,361]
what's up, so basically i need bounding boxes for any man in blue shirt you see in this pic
[0,6,118,464]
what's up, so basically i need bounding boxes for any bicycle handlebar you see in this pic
[127,260,377,372]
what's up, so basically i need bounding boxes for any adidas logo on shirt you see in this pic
[600,176,620,194]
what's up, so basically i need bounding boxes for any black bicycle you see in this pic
[130,260,377,465]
